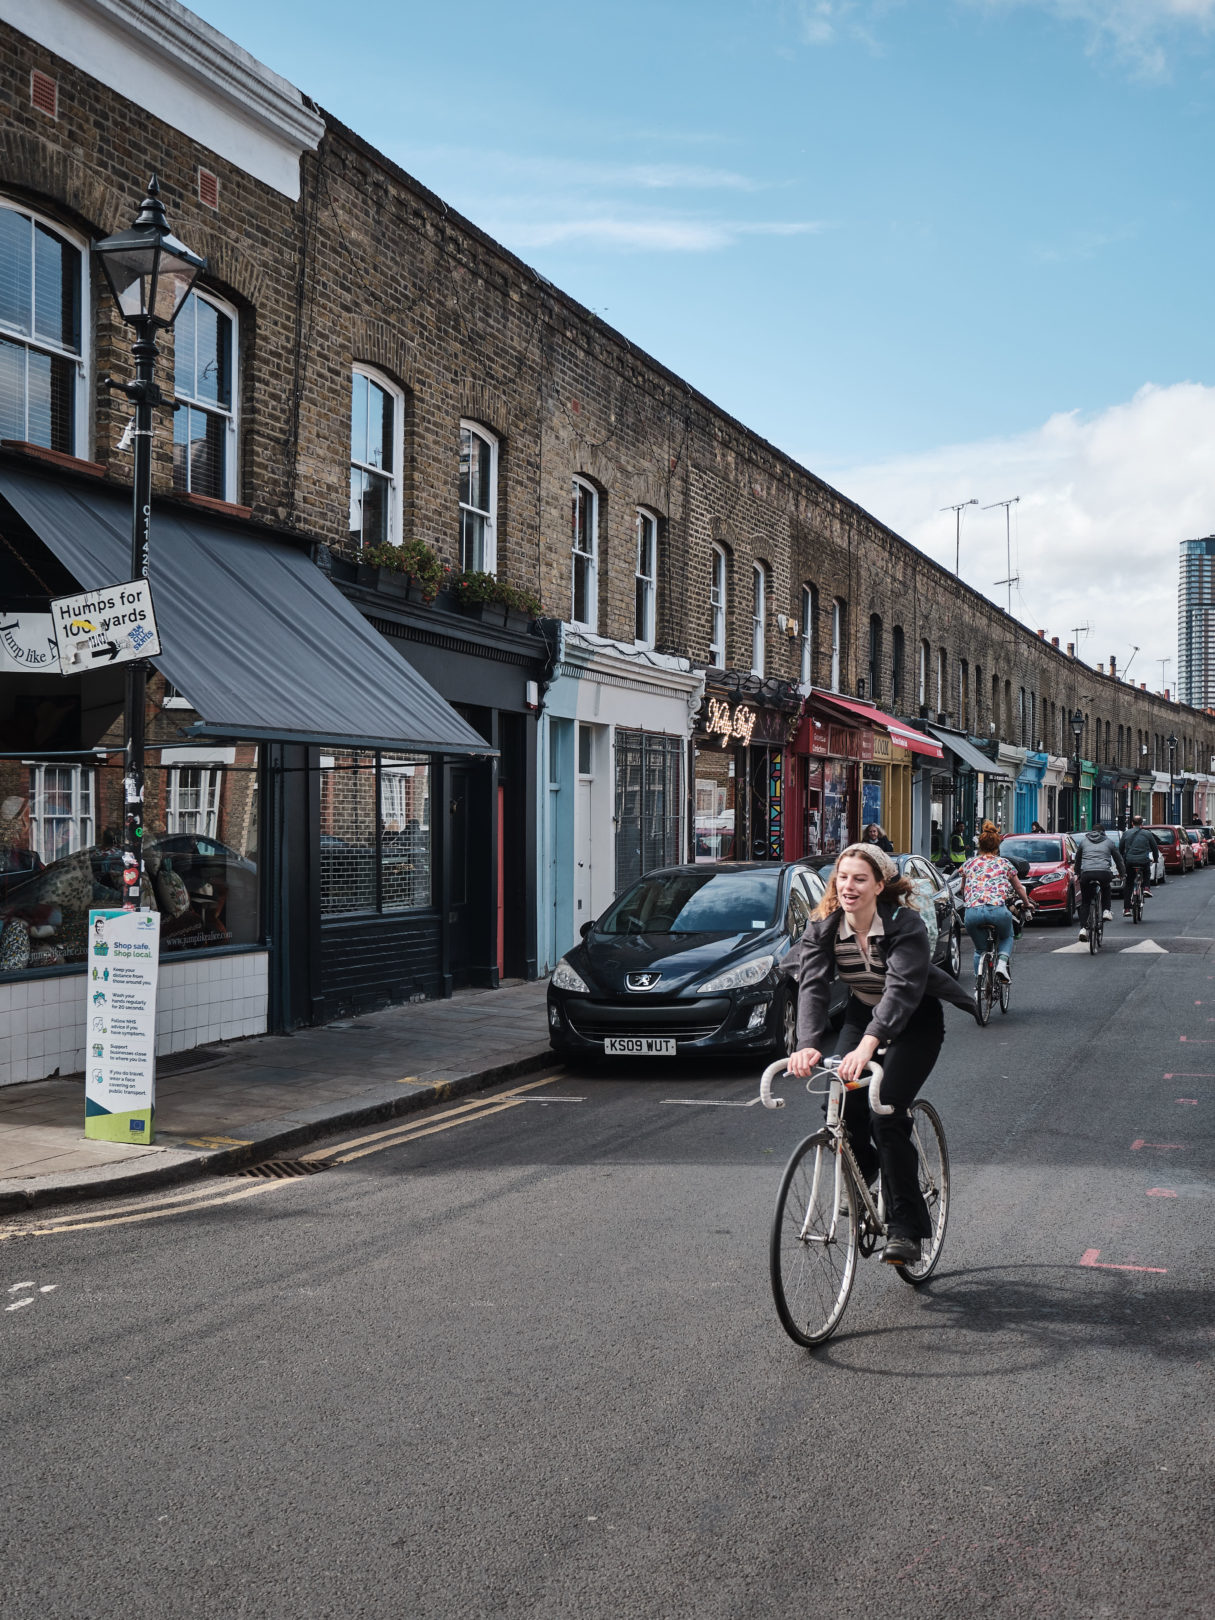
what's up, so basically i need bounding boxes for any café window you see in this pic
[349,367,401,548]
[615,730,682,892]
[1,748,261,974]
[173,289,238,502]
[0,199,86,456]
[319,751,432,916]
[459,421,497,572]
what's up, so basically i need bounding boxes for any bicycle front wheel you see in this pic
[895,1100,950,1285]
[770,1130,860,1347]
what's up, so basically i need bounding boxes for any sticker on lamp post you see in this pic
[85,908,160,1143]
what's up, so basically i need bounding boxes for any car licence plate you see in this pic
[603,1037,677,1056]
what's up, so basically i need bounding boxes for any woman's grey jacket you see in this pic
[794,899,977,1055]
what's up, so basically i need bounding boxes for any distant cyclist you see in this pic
[960,820,1033,983]
[1119,816,1160,917]
[1073,824,1126,940]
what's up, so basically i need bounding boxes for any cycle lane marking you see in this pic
[1130,1139,1185,1150]
[1079,1249,1168,1274]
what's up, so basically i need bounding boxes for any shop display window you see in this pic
[694,749,735,861]
[319,750,432,916]
[0,748,260,974]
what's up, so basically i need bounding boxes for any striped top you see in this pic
[833,911,887,1007]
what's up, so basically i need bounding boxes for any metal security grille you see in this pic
[615,731,683,894]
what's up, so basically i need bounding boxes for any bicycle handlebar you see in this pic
[759,1054,889,1113]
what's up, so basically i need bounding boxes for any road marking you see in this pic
[1179,1037,1214,1044]
[1177,1099,1199,1105]
[1079,1248,1168,1274]
[1163,1073,1215,1078]
[1120,941,1168,954]
[1146,1188,1179,1197]
[5,1296,34,1311]
[511,1095,585,1103]
[660,1097,761,1107]
[327,1098,527,1164]
[8,1281,34,1291]
[12,1179,283,1237]
[317,1076,563,1161]
[1130,1140,1185,1151]
[0,1176,267,1237]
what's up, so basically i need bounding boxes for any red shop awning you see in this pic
[810,692,945,759]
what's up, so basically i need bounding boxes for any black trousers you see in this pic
[1079,871,1112,918]
[831,993,945,1241]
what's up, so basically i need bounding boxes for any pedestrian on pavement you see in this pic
[863,821,894,853]
[949,820,968,870]
[1074,823,1126,939]
[1119,816,1160,915]
[786,842,977,1267]
[960,821,1033,982]
[1031,820,1045,834]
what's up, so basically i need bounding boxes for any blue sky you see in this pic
[191,0,1215,685]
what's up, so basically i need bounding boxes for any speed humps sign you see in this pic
[50,579,161,672]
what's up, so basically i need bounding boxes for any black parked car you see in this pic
[891,853,964,979]
[547,861,826,1063]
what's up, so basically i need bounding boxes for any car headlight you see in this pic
[697,955,775,994]
[551,957,589,993]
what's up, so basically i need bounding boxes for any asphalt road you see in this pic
[4,876,1214,1619]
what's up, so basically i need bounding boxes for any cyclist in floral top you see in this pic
[960,821,1033,983]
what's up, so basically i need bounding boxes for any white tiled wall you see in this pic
[0,951,269,1087]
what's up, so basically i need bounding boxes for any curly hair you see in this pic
[811,843,917,919]
[977,820,1001,854]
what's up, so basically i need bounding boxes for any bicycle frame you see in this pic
[761,1056,889,1241]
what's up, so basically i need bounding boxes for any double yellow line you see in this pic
[0,1075,563,1241]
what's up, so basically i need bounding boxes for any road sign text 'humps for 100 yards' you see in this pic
[50,579,162,672]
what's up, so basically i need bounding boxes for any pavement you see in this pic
[0,978,552,1214]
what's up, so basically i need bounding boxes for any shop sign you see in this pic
[51,579,161,672]
[871,733,892,762]
[703,696,758,747]
[0,611,59,673]
[808,716,829,756]
[84,908,160,1144]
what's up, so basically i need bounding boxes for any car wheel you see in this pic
[945,926,962,978]
[1061,889,1076,926]
[780,986,799,1056]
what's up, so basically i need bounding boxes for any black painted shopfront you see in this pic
[690,674,802,863]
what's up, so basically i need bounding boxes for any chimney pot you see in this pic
[1037,629,1046,638]
[1052,636,1060,647]
[1141,682,1147,690]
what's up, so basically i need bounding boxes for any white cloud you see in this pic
[403,148,774,193]
[481,216,827,252]
[973,0,1215,74]
[818,382,1215,692]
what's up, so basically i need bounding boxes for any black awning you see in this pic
[0,467,493,756]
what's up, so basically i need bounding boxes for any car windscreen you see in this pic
[598,869,781,935]
[1001,838,1061,864]
[1151,828,1175,844]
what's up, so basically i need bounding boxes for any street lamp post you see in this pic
[1168,732,1179,824]
[93,179,205,910]
[1070,709,1085,832]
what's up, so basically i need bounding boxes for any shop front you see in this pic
[1016,752,1049,832]
[539,628,702,970]
[1151,771,1173,824]
[800,693,941,855]
[1041,756,1071,832]
[985,745,1025,831]
[927,725,1014,850]
[788,706,866,860]
[692,675,802,865]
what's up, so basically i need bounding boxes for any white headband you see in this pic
[837,842,898,883]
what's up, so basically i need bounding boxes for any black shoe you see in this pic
[883,1234,921,1265]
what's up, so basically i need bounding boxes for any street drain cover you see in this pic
[232,1158,330,1180]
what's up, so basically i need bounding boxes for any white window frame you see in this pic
[751,563,767,676]
[165,764,221,837]
[173,287,239,503]
[799,585,816,688]
[634,508,658,648]
[937,647,947,715]
[709,544,727,666]
[349,364,404,548]
[919,640,930,708]
[830,598,843,693]
[570,476,599,629]
[27,763,94,862]
[459,419,498,573]
[0,197,88,457]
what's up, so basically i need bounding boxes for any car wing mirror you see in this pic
[580,920,594,938]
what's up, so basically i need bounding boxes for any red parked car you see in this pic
[1147,826,1195,874]
[1184,827,1209,868]
[999,832,1081,924]
[1185,824,1215,862]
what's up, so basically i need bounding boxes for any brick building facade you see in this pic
[2,0,1213,1083]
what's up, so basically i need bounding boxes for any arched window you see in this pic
[635,508,659,647]
[867,613,883,700]
[174,288,239,501]
[919,640,930,709]
[0,199,86,455]
[709,544,727,665]
[831,599,845,693]
[571,476,599,629]
[751,563,767,676]
[892,626,905,705]
[800,584,818,687]
[459,420,498,572]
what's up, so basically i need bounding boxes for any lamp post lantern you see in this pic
[1070,708,1085,832]
[93,177,205,909]
[1168,732,1179,824]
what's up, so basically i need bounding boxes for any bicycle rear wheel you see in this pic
[1088,896,1100,954]
[895,1099,950,1285]
[770,1129,860,1347]
[1132,883,1142,924]
[998,968,1011,1014]
[974,954,993,1026]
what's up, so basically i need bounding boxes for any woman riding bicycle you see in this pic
[786,843,975,1266]
[960,821,1033,983]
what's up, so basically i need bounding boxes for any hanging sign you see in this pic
[0,611,60,673]
[84,908,160,1143]
[50,579,161,672]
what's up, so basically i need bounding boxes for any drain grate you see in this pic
[231,1158,330,1180]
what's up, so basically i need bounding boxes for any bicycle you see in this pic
[1083,885,1104,954]
[1128,867,1145,925]
[760,1053,950,1347]
[972,898,1029,1025]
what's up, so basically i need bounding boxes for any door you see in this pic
[448,766,472,986]
[574,722,594,925]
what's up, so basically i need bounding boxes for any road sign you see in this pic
[50,579,161,671]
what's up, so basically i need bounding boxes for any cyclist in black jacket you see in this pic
[1120,817,1160,917]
